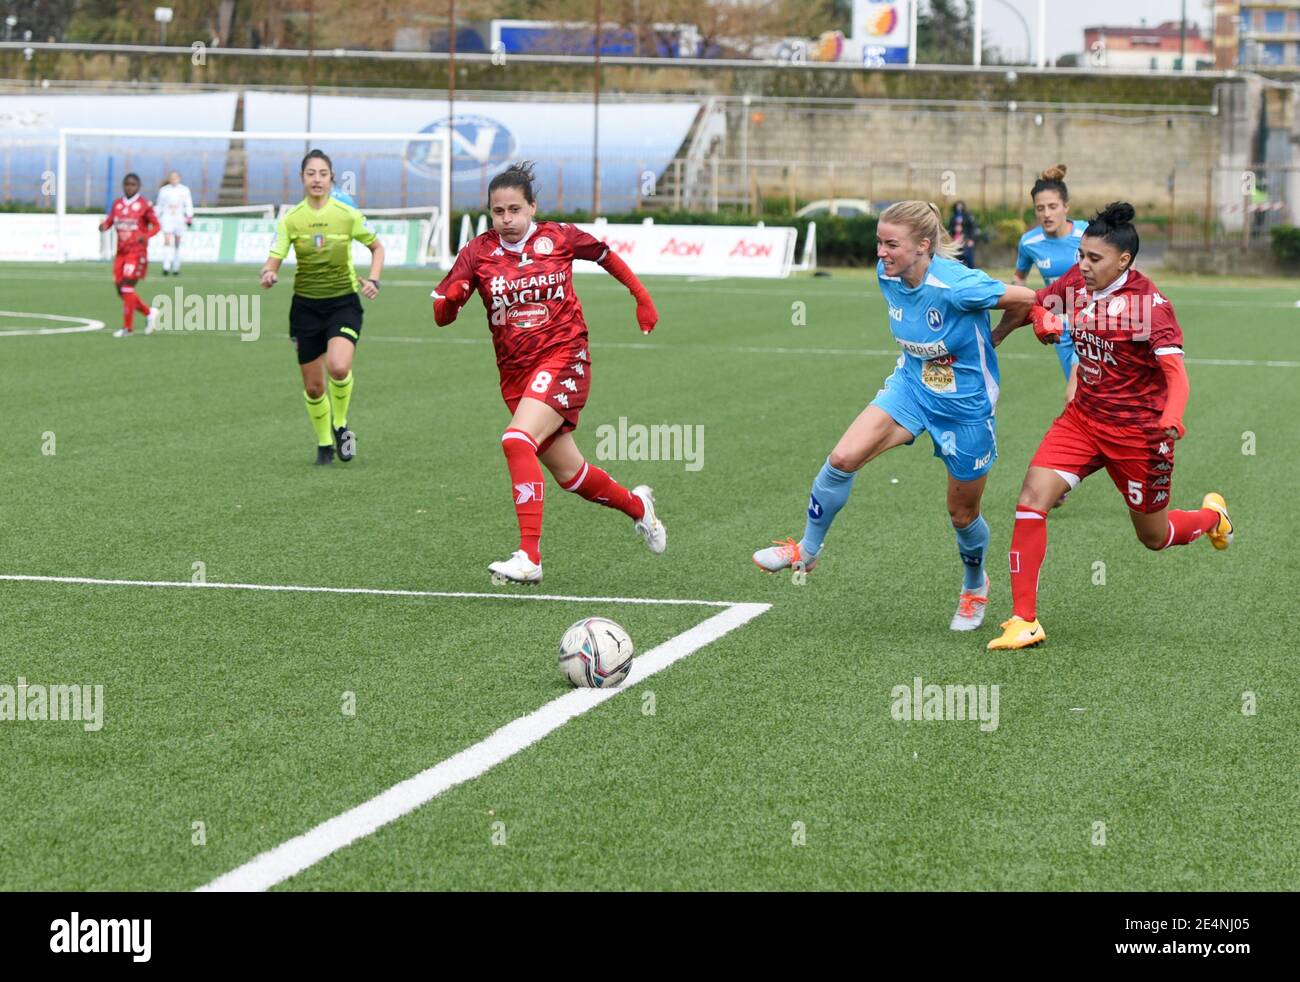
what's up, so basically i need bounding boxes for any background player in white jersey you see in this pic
[754,201,1037,631]
[156,171,194,276]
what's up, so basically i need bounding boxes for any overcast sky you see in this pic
[974,0,1214,63]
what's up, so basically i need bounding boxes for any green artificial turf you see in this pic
[0,261,1295,890]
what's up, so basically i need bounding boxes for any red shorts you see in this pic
[114,254,148,285]
[1030,401,1176,514]
[501,345,592,434]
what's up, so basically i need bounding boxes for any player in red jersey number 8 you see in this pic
[431,161,665,585]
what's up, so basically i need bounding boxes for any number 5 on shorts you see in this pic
[529,371,553,394]
[1127,480,1144,506]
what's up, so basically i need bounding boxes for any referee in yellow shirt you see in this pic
[261,150,385,464]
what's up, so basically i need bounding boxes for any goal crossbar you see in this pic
[55,128,452,264]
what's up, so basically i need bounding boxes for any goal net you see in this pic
[57,128,452,267]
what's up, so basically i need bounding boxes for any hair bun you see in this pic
[1101,201,1136,225]
[1041,164,1068,181]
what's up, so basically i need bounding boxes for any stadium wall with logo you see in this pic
[241,92,702,213]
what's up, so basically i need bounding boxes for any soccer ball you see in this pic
[558,617,634,688]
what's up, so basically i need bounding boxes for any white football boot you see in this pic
[949,573,990,632]
[631,486,666,554]
[488,550,542,585]
[752,537,819,574]
[143,308,159,335]
[112,327,133,338]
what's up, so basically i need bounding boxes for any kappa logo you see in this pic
[1152,476,1170,487]
[553,392,570,408]
[514,482,543,505]
[489,275,507,295]
[926,308,944,331]
[1158,442,1171,456]
[560,377,578,392]
[1153,490,1169,504]
[491,247,504,257]
[1153,293,1167,306]
[1154,462,1172,472]
[533,236,554,255]
[576,347,589,362]
[571,363,585,377]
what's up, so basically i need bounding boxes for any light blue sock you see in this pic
[954,514,989,590]
[798,458,857,557]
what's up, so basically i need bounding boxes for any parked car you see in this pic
[794,198,874,219]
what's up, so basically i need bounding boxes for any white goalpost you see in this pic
[54,130,452,269]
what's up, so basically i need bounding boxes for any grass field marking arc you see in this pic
[195,599,771,892]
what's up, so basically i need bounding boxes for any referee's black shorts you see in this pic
[289,292,363,365]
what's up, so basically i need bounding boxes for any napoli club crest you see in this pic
[533,236,554,256]
[926,308,944,331]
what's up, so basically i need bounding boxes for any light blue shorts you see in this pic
[870,374,997,483]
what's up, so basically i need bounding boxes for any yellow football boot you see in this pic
[986,617,1046,651]
[1202,493,1234,550]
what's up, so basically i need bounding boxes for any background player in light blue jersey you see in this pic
[754,201,1036,631]
[1014,164,1087,399]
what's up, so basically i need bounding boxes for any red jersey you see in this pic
[435,221,609,376]
[100,195,160,258]
[1037,266,1185,428]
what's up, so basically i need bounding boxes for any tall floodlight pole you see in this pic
[592,0,602,216]
[908,0,918,66]
[1036,0,1046,68]
[305,0,315,152]
[973,0,983,66]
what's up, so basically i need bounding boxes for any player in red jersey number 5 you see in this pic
[431,161,665,584]
[987,202,1234,651]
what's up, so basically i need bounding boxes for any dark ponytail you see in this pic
[1030,163,1069,204]
[488,160,537,205]
[1084,201,1139,260]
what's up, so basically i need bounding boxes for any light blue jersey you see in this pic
[1016,219,1087,284]
[872,256,1006,481]
[1017,219,1087,376]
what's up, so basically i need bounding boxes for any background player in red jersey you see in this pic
[431,161,665,584]
[99,173,161,338]
[987,202,1234,651]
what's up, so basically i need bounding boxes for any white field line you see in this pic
[362,334,1300,369]
[0,573,740,608]
[198,599,771,892]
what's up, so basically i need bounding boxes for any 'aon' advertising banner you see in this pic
[569,223,797,278]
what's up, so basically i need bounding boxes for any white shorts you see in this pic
[160,217,188,236]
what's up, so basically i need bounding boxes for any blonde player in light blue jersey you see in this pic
[754,201,1037,631]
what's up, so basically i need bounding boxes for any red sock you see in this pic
[561,461,644,520]
[133,292,151,316]
[120,288,136,329]
[501,429,544,563]
[1009,507,1048,621]
[1163,508,1219,548]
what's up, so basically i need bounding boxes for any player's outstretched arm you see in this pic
[599,250,657,334]
[990,284,1039,346]
[432,281,472,325]
[1155,353,1190,439]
